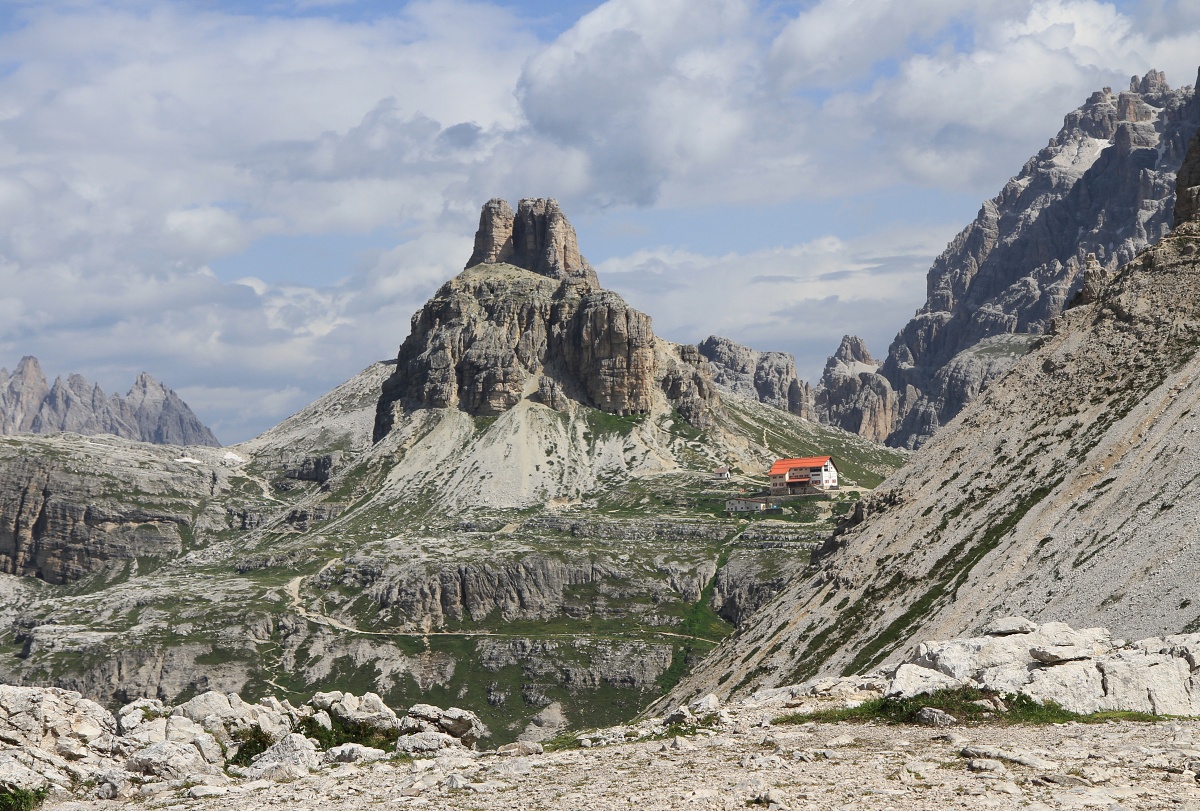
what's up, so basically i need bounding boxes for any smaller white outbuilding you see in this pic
[725,497,768,513]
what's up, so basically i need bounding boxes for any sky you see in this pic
[0,0,1198,443]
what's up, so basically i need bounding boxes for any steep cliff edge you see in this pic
[817,68,1200,449]
[664,143,1200,704]
[375,198,718,442]
[0,357,220,446]
[697,336,815,421]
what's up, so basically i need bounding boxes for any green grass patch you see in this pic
[777,687,1171,727]
[0,787,49,811]
[228,726,277,766]
[297,714,398,752]
[583,409,647,439]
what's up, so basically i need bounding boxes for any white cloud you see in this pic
[597,225,958,380]
[0,0,1197,442]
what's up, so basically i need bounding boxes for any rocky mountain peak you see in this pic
[830,335,874,367]
[375,199,718,439]
[1131,68,1169,95]
[465,197,599,286]
[0,358,219,446]
[815,66,1200,449]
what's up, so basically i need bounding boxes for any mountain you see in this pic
[816,68,1200,448]
[696,335,816,421]
[662,129,1200,705]
[0,356,220,447]
[0,199,905,744]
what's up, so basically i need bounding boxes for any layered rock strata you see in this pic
[0,440,226,584]
[0,356,219,446]
[465,197,599,286]
[817,68,1200,448]
[697,336,815,420]
[375,199,718,438]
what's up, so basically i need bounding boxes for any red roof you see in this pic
[769,456,832,475]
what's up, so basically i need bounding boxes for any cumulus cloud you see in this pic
[0,0,1197,442]
[597,225,957,380]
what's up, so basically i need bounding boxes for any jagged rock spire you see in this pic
[466,197,599,285]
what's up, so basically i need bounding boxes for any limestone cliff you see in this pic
[817,68,1200,448]
[0,357,220,446]
[813,336,896,443]
[466,197,599,286]
[375,199,717,440]
[666,148,1200,702]
[0,435,230,585]
[696,336,815,420]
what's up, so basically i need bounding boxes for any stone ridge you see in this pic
[816,67,1200,449]
[466,197,600,287]
[0,356,220,446]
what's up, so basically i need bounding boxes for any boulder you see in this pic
[689,694,722,714]
[496,741,543,757]
[885,663,965,699]
[172,691,292,742]
[0,754,51,791]
[886,621,1200,715]
[324,743,388,764]
[235,733,321,781]
[406,704,487,748]
[395,730,462,754]
[914,707,957,727]
[125,740,218,781]
[984,617,1038,636]
[312,691,403,735]
[0,685,117,750]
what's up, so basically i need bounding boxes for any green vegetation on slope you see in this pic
[779,687,1175,727]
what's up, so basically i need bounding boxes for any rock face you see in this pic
[1175,128,1200,225]
[817,68,1200,448]
[697,336,815,420]
[375,199,717,438]
[664,157,1200,701]
[466,197,599,286]
[885,619,1200,716]
[813,336,896,443]
[0,357,219,446]
[0,440,224,585]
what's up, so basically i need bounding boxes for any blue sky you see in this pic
[0,0,1198,442]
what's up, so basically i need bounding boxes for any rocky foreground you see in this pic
[38,693,1200,811]
[2,619,1196,810]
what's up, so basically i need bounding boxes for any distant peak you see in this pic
[832,335,875,366]
[132,371,161,390]
[465,197,598,285]
[1130,69,1169,95]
